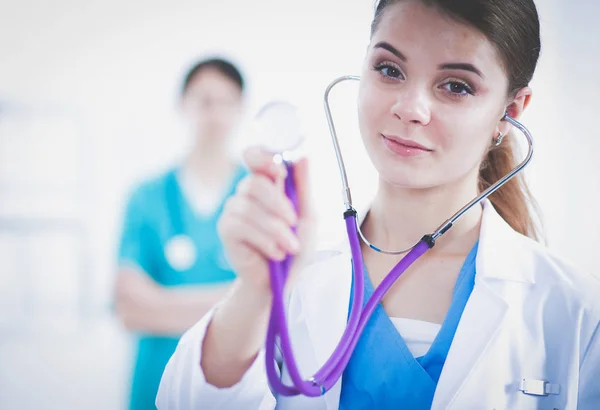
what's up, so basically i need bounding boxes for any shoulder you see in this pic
[481,200,600,317]
[522,237,600,367]
[124,168,177,209]
[119,169,179,229]
[495,228,600,352]
[519,233,599,315]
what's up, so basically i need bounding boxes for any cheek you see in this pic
[435,112,495,178]
[357,80,391,137]
[435,102,496,150]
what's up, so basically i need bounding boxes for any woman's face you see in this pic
[358,0,513,190]
[181,68,243,142]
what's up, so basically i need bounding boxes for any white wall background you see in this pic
[0,0,598,409]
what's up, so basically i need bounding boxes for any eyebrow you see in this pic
[438,63,484,79]
[374,41,407,61]
[373,41,485,78]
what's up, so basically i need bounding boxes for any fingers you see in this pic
[242,147,287,183]
[236,174,297,226]
[224,146,312,265]
[292,157,313,220]
[226,195,300,254]
[219,207,298,261]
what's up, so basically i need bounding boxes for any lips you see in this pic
[381,134,432,152]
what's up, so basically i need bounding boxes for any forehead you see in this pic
[373,1,505,76]
[185,68,241,96]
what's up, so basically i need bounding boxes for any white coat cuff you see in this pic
[157,308,270,409]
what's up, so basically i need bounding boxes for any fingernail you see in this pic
[274,253,285,261]
[272,243,286,261]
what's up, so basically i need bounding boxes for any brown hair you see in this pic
[371,0,542,240]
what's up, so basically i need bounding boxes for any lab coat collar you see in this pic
[476,199,537,284]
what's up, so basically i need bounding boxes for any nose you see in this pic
[390,84,431,126]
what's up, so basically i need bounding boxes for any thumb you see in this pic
[292,157,313,221]
[289,157,316,280]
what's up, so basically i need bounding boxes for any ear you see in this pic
[498,87,532,136]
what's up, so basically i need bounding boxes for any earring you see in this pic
[494,131,505,146]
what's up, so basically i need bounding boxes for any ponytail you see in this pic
[479,134,542,241]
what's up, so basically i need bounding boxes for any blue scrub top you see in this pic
[118,166,246,410]
[339,241,479,409]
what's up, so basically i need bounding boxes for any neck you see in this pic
[362,174,482,257]
[183,137,234,184]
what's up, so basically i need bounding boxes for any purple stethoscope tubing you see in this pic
[265,75,534,397]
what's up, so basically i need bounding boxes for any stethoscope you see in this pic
[163,170,241,272]
[164,172,198,271]
[263,75,534,397]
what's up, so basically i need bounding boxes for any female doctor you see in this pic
[115,58,247,409]
[157,1,600,409]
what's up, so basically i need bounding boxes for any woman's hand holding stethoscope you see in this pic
[217,146,314,298]
[203,102,311,390]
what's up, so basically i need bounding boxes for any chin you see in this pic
[373,157,440,190]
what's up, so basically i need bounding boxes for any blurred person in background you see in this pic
[114,57,247,410]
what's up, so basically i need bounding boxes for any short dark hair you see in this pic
[181,57,244,96]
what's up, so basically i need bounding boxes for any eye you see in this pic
[373,63,405,80]
[442,80,475,96]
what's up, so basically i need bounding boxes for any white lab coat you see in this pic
[156,200,600,409]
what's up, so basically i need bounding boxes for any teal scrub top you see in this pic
[339,241,479,409]
[118,166,246,410]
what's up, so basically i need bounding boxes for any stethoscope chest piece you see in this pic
[165,234,197,271]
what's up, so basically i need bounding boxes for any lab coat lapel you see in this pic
[296,203,370,410]
[431,279,508,408]
[432,200,536,409]
[297,249,353,410]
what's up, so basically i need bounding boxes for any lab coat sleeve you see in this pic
[577,321,600,408]
[156,308,277,410]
